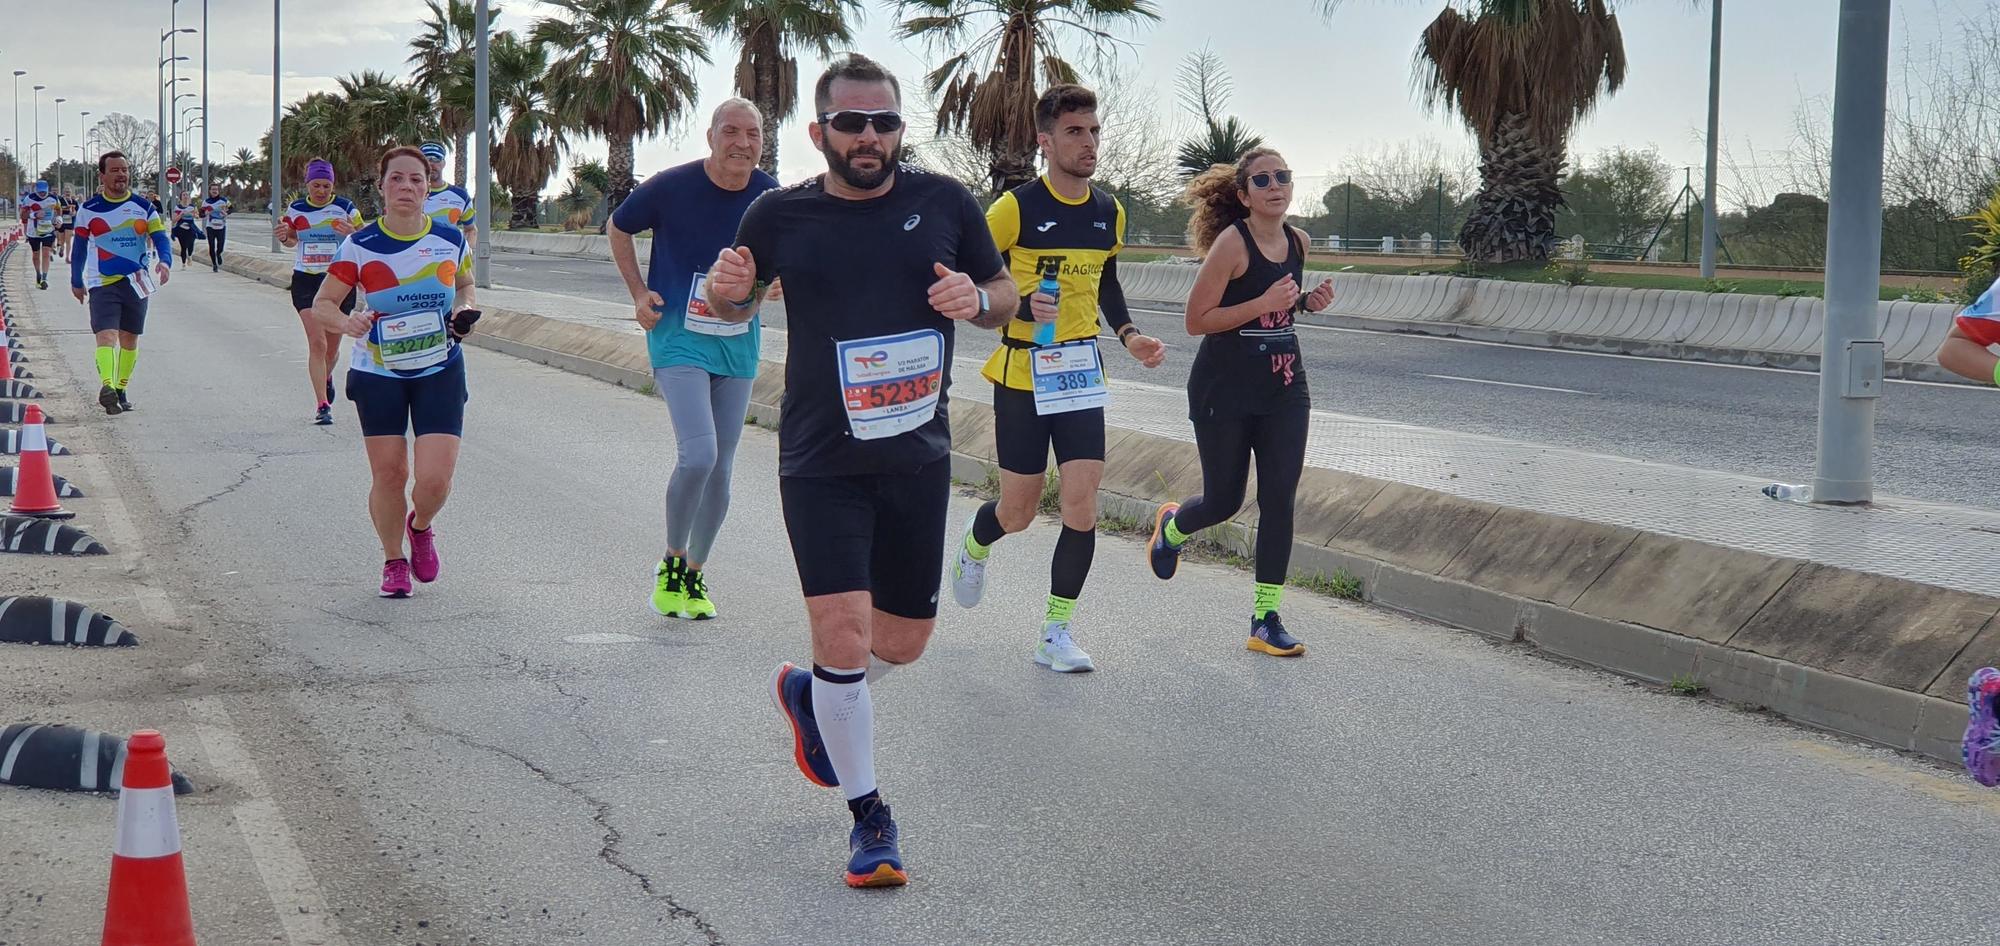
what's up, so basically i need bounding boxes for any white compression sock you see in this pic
[811,666,877,801]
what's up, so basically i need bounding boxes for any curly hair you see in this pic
[1184,147,1285,254]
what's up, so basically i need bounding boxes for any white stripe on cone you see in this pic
[21,423,44,453]
[113,785,183,860]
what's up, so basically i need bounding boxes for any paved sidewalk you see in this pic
[228,239,2000,598]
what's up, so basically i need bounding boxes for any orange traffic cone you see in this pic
[0,332,14,382]
[10,404,70,519]
[100,730,198,946]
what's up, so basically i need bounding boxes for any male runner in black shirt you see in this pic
[704,53,1015,888]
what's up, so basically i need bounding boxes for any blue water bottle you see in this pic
[1035,264,1059,346]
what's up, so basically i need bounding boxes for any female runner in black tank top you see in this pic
[1146,148,1334,657]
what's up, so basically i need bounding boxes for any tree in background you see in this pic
[85,114,161,181]
[556,158,612,230]
[898,0,1160,197]
[687,0,866,176]
[408,0,499,186]
[490,31,568,229]
[1555,146,1672,248]
[1173,47,1262,178]
[534,0,709,213]
[1404,0,1627,263]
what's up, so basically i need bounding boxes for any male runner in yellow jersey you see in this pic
[950,83,1167,672]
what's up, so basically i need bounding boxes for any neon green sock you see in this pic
[1045,594,1077,623]
[1164,515,1190,548]
[94,346,116,385]
[1991,359,1999,387]
[1254,582,1284,619]
[964,530,991,561]
[114,345,138,389]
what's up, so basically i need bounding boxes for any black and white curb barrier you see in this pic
[0,724,193,794]
[0,515,106,554]
[0,466,81,497]
[0,596,137,645]
[0,380,43,398]
[0,403,53,423]
[0,428,67,455]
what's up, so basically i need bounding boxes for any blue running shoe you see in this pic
[1149,502,1183,580]
[1248,612,1306,657]
[1964,667,2000,786]
[769,662,838,788]
[845,797,908,888]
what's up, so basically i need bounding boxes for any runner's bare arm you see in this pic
[607,218,665,330]
[968,271,1017,329]
[312,273,369,337]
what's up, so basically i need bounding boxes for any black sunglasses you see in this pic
[1249,170,1294,189]
[818,109,904,135]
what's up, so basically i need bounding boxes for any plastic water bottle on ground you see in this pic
[1762,483,1813,502]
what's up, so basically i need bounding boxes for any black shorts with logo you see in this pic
[778,457,950,619]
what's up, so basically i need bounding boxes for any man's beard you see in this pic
[822,137,903,190]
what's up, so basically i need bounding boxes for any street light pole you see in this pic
[473,0,491,287]
[201,0,209,198]
[270,0,281,253]
[1811,0,1892,504]
[53,97,63,195]
[10,71,22,201]
[78,111,89,191]
[31,84,42,181]
[1700,0,1722,279]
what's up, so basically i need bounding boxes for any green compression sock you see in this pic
[115,345,138,389]
[94,346,116,385]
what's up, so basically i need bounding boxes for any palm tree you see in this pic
[1172,47,1262,177]
[489,31,567,228]
[533,0,710,212]
[407,0,499,186]
[896,0,1160,197]
[686,0,865,175]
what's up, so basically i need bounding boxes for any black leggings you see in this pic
[206,229,226,265]
[1171,400,1309,585]
[175,230,197,263]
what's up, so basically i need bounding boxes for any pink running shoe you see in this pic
[406,512,440,583]
[380,559,414,598]
[1964,667,2000,786]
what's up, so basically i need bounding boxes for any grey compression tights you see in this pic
[654,365,755,564]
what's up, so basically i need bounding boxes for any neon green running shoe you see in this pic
[681,569,717,620]
[650,558,687,617]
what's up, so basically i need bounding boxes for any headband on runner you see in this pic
[305,160,336,183]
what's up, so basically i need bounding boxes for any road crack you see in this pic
[395,709,724,945]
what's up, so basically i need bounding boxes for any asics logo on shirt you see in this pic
[903,214,921,231]
[1037,221,1058,232]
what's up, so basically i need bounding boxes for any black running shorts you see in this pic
[779,457,951,619]
[991,382,1105,475]
[346,357,468,438]
[26,235,53,250]
[86,281,148,335]
[289,271,355,314]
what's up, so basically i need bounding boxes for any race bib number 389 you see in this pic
[836,329,945,441]
[1030,339,1109,415]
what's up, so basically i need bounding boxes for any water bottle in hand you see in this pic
[1035,266,1059,346]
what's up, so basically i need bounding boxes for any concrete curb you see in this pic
[216,255,1981,766]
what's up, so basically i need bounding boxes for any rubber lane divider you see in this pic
[0,595,137,645]
[0,515,105,554]
[0,724,192,793]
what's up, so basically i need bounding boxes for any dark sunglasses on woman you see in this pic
[1249,169,1294,189]
[818,110,904,134]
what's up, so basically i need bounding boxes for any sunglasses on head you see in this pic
[818,109,904,134]
[1249,170,1293,189]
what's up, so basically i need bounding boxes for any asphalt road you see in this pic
[264,219,2000,509]
[7,257,2000,945]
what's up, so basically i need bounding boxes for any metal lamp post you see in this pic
[1700,0,1723,279]
[77,110,88,191]
[270,0,281,251]
[30,84,42,181]
[52,97,63,195]
[474,0,491,286]
[157,27,194,193]
[11,71,23,200]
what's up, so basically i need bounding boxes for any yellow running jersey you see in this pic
[980,177,1126,390]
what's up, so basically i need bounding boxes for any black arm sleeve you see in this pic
[1099,256,1133,334]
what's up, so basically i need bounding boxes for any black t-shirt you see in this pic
[735,166,1004,477]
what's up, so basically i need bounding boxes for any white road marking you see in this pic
[1128,305,1994,392]
[188,698,348,946]
[546,269,577,276]
[1421,373,1594,395]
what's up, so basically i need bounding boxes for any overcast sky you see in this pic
[2,0,1983,209]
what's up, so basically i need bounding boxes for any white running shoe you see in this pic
[1034,621,1095,673]
[950,514,988,608]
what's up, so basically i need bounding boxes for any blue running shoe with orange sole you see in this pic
[1149,502,1183,580]
[1964,667,2000,786]
[769,662,838,788]
[846,797,908,888]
